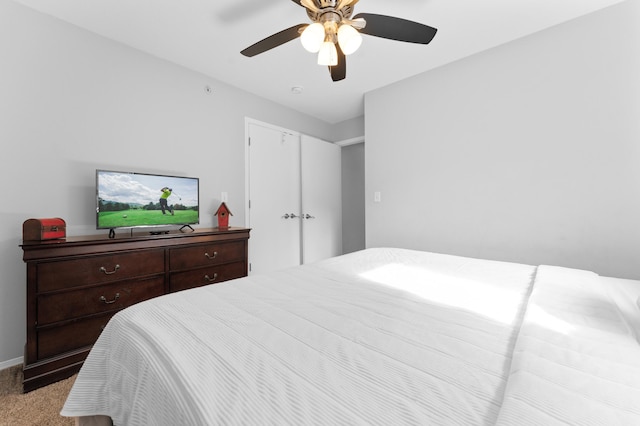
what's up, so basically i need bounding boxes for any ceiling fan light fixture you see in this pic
[337,24,362,55]
[300,23,325,53]
[240,1,437,83]
[317,41,338,66]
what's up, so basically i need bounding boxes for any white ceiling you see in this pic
[11,0,626,123]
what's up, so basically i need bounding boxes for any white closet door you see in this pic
[301,135,342,264]
[247,122,301,274]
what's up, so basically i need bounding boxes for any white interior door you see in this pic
[247,122,301,274]
[301,135,342,264]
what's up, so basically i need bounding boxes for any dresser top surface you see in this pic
[21,227,250,261]
[22,227,249,247]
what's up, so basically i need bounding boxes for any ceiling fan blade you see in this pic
[353,13,437,44]
[291,0,319,12]
[241,24,307,57]
[336,0,358,10]
[329,44,346,82]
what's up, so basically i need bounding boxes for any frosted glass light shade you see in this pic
[337,24,362,55]
[317,41,338,66]
[300,23,325,53]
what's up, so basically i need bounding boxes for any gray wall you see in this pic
[365,1,640,279]
[0,1,348,366]
[341,143,365,254]
[331,116,364,143]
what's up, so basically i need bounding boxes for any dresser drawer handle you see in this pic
[99,264,120,275]
[99,293,120,304]
[205,252,218,260]
[204,273,218,283]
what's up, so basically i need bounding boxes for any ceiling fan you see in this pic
[240,0,438,82]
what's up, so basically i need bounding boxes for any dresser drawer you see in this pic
[37,249,165,292]
[37,276,165,326]
[37,313,113,359]
[169,261,246,292]
[169,241,245,271]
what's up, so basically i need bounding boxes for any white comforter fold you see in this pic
[62,248,536,425]
[496,265,640,425]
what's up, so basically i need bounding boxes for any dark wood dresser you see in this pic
[21,227,250,392]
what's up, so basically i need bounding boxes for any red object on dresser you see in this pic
[22,218,66,241]
[214,202,232,228]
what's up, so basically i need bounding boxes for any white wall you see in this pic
[0,1,341,365]
[365,1,640,279]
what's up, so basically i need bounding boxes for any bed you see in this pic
[61,248,640,425]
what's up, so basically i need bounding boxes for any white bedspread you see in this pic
[496,266,640,425]
[61,248,536,425]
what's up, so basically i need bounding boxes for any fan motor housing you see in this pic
[306,1,354,22]
[318,0,338,7]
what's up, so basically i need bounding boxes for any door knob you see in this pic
[289,213,299,219]
[282,213,290,219]
[304,214,315,219]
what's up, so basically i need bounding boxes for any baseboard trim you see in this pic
[0,357,23,371]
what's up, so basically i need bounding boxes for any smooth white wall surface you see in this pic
[0,1,336,365]
[366,1,640,279]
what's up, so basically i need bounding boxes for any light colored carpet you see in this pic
[0,365,75,426]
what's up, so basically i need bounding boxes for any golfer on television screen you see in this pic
[160,187,174,215]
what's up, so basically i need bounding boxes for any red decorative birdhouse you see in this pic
[214,202,233,229]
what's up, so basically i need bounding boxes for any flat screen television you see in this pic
[96,169,199,232]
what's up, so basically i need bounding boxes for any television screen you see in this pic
[96,170,199,230]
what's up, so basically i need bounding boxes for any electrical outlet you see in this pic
[221,192,228,202]
[374,191,381,203]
